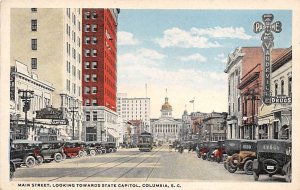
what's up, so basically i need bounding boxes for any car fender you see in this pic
[252,159,259,172]
[282,161,291,175]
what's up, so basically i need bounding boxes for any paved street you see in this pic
[13,145,287,182]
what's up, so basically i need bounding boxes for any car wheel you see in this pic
[24,156,36,168]
[36,156,44,165]
[244,160,254,175]
[202,155,207,160]
[285,165,292,182]
[90,150,96,156]
[227,162,237,173]
[54,153,63,162]
[253,172,259,181]
[224,161,228,170]
[78,151,84,158]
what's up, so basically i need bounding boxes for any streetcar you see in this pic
[137,132,153,152]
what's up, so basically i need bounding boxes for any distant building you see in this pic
[201,112,227,141]
[150,96,182,143]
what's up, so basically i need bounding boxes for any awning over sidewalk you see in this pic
[108,128,119,138]
[258,117,272,125]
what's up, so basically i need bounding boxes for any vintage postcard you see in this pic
[1,0,299,190]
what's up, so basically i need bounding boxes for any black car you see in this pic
[102,142,117,153]
[253,139,291,182]
[40,141,65,162]
[10,140,43,168]
[224,139,242,170]
[10,161,16,179]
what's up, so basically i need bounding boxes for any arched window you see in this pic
[275,83,278,96]
[281,80,284,95]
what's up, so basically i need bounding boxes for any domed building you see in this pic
[150,95,183,144]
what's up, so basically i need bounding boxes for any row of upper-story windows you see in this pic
[84,36,98,44]
[84,74,97,82]
[84,61,97,69]
[84,24,97,32]
[274,77,292,97]
[84,86,98,94]
[84,99,98,106]
[84,49,97,57]
[66,79,81,96]
[84,11,97,19]
[66,61,81,80]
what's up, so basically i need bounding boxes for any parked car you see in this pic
[102,142,117,153]
[227,140,257,175]
[40,141,65,162]
[198,141,209,160]
[63,140,85,158]
[10,160,16,179]
[253,139,291,182]
[83,142,100,156]
[224,139,242,170]
[10,140,43,168]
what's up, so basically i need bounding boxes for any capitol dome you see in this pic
[161,97,172,110]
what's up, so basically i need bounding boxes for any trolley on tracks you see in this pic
[138,132,153,152]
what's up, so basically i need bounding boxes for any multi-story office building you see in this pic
[10,8,83,140]
[82,9,120,142]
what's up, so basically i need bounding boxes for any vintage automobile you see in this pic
[83,142,100,156]
[252,139,291,182]
[63,140,85,158]
[224,139,241,170]
[206,141,218,161]
[102,142,117,153]
[227,140,257,175]
[10,160,16,179]
[39,141,65,162]
[10,140,43,168]
[198,141,209,160]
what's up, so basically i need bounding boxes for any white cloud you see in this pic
[138,48,166,60]
[178,53,207,62]
[118,51,227,117]
[191,26,252,40]
[156,27,221,48]
[214,53,228,64]
[118,31,139,46]
[156,26,252,48]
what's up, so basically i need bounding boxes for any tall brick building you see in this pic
[82,9,120,142]
[82,9,119,111]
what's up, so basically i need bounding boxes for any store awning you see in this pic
[108,128,119,138]
[258,118,272,125]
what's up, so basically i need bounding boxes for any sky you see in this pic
[116,10,292,118]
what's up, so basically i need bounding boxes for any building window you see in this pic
[92,99,97,106]
[85,49,90,57]
[93,111,97,121]
[86,111,90,121]
[31,58,37,69]
[72,65,76,76]
[91,87,97,94]
[92,37,97,44]
[77,70,81,80]
[78,86,81,96]
[31,8,37,12]
[92,61,97,69]
[67,61,71,73]
[31,39,37,50]
[91,74,97,82]
[66,79,70,91]
[275,83,278,96]
[85,24,90,32]
[238,97,240,112]
[92,49,97,57]
[85,37,90,44]
[281,80,284,95]
[92,25,97,32]
[85,99,90,106]
[288,77,292,97]
[84,61,90,69]
[31,20,37,31]
[84,75,90,82]
[84,11,90,19]
[72,83,76,94]
[84,87,90,94]
[91,11,97,19]
[78,21,81,31]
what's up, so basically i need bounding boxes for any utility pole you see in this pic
[18,90,34,139]
[69,106,78,140]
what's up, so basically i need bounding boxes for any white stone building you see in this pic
[224,47,243,139]
[11,8,83,140]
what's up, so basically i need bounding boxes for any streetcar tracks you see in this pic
[48,150,144,182]
[112,148,161,182]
